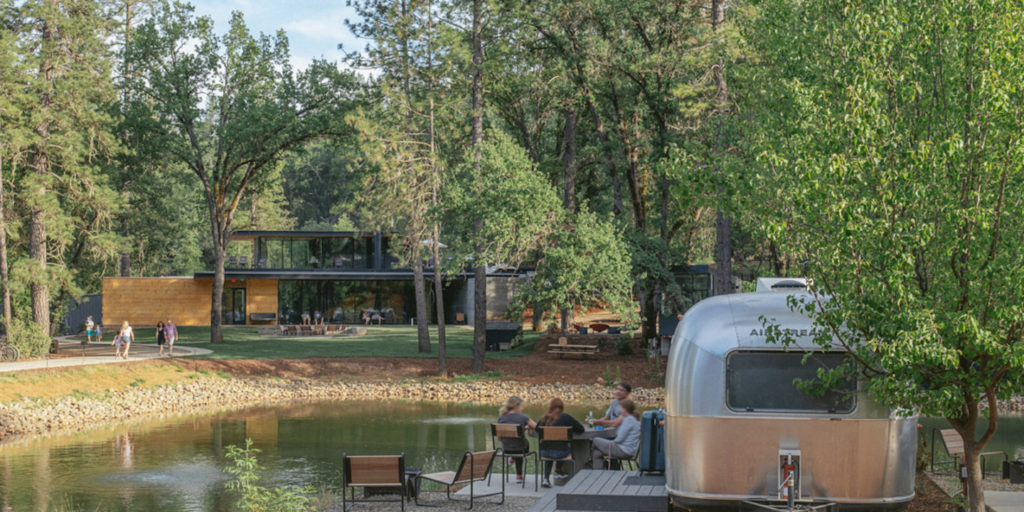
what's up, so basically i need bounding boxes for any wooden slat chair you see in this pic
[416,449,503,509]
[490,423,539,491]
[537,427,577,479]
[930,428,1008,478]
[341,453,407,511]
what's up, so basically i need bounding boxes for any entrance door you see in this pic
[223,288,246,325]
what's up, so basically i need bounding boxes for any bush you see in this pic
[615,337,633,356]
[8,318,52,358]
[225,439,315,512]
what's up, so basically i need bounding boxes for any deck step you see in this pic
[529,470,668,512]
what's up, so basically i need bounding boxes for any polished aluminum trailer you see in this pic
[665,291,916,511]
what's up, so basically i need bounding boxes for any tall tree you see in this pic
[21,0,119,337]
[746,1,1024,510]
[126,1,359,342]
[469,0,487,372]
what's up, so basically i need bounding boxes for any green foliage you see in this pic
[7,317,51,358]
[744,1,1024,509]
[509,208,636,325]
[224,439,314,512]
[615,338,633,356]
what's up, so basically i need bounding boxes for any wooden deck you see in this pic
[528,470,668,512]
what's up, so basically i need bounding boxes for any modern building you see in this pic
[102,231,528,327]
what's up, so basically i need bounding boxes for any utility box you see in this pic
[778,450,802,501]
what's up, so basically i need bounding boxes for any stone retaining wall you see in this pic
[0,377,664,441]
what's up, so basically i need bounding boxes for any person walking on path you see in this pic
[591,398,641,470]
[537,398,585,487]
[118,321,135,359]
[85,316,96,345]
[156,321,167,357]
[164,319,177,357]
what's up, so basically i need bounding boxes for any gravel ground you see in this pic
[320,494,536,512]
[928,471,1024,494]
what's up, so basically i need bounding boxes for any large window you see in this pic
[278,280,419,324]
[726,351,856,413]
[256,236,377,270]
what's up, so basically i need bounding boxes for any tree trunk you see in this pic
[432,235,446,375]
[640,288,657,341]
[963,444,985,512]
[562,108,577,213]
[0,155,11,332]
[210,242,225,344]
[413,253,431,353]
[30,11,56,336]
[714,210,733,295]
[470,0,486,373]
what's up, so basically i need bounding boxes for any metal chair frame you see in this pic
[490,423,539,491]
[416,449,504,510]
[340,453,407,512]
[538,426,577,481]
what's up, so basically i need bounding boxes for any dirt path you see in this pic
[182,337,665,387]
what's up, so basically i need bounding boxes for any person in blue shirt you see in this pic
[591,398,641,469]
[537,398,585,487]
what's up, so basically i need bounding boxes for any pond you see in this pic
[1,401,1021,512]
[0,400,600,512]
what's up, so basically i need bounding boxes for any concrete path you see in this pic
[987,491,1024,512]
[0,339,211,373]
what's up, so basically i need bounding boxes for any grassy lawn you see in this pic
[128,325,539,360]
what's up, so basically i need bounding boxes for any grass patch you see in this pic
[129,325,539,361]
[0,363,205,403]
[449,371,503,382]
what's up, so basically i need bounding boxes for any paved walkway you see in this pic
[988,491,1024,512]
[0,339,211,373]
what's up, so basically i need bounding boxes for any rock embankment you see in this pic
[0,377,664,441]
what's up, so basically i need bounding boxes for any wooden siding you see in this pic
[102,277,212,327]
[246,279,278,324]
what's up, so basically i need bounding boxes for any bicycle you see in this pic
[0,337,19,362]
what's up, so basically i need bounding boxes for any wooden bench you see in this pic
[548,344,600,358]
[930,428,1008,478]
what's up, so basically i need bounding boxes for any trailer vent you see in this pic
[755,278,808,292]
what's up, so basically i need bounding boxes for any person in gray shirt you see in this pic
[591,381,631,428]
[592,398,641,469]
[498,396,537,483]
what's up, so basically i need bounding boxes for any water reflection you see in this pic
[3,400,1019,512]
[0,400,555,512]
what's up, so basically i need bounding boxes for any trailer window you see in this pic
[726,352,855,413]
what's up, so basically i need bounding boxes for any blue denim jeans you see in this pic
[540,448,571,479]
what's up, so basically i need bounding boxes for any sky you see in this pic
[190,0,368,71]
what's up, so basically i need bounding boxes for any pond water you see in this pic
[0,400,594,512]
[0,400,1021,512]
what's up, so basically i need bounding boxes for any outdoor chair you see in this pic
[930,428,1007,478]
[416,449,503,509]
[240,255,248,267]
[538,426,576,479]
[490,423,538,491]
[341,453,407,511]
[256,258,267,269]
[228,255,237,267]
[278,325,288,336]
[601,452,639,471]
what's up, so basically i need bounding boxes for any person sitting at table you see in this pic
[301,311,311,325]
[591,381,631,428]
[591,398,641,469]
[498,396,537,484]
[537,398,585,487]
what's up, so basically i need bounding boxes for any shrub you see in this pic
[8,318,52,358]
[224,439,314,512]
[615,337,633,356]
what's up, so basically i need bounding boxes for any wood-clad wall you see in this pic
[246,279,278,324]
[102,277,212,327]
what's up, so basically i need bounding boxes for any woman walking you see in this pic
[591,398,641,470]
[537,398,585,487]
[156,321,166,357]
[119,321,135,359]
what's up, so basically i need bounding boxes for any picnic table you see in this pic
[548,343,600,358]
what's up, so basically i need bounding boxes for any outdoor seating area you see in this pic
[264,324,365,337]
[547,337,600,358]
[930,428,1009,479]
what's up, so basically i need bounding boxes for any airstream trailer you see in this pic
[665,290,916,511]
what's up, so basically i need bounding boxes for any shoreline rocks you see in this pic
[0,376,664,442]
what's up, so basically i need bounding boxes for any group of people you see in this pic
[83,317,177,359]
[496,381,641,488]
[300,310,325,326]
